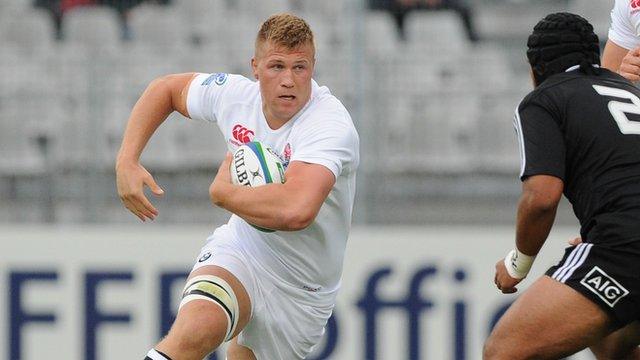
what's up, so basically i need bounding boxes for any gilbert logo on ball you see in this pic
[230,141,285,232]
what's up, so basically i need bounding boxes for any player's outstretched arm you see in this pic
[116,73,196,221]
[209,154,335,231]
[494,175,563,293]
[603,40,640,82]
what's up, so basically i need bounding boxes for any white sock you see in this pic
[145,349,172,360]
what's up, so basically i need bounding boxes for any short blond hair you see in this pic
[255,13,315,56]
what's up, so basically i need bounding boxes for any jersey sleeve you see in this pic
[186,72,240,123]
[290,110,360,179]
[608,0,640,50]
[514,98,566,182]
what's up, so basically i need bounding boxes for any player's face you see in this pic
[252,41,315,126]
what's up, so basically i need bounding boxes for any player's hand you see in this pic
[494,260,522,294]
[209,152,233,206]
[116,161,164,221]
[618,47,640,82]
[568,236,582,246]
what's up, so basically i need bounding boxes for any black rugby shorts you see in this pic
[545,243,640,328]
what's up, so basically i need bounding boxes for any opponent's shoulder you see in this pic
[517,82,559,114]
[518,71,605,112]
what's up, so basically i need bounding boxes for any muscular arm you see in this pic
[116,73,194,165]
[515,175,564,256]
[115,73,195,221]
[602,40,640,82]
[210,158,335,231]
[494,175,564,293]
[603,39,629,73]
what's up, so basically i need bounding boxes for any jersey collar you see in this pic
[565,64,600,72]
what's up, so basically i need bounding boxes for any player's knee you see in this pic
[226,341,256,360]
[169,305,227,353]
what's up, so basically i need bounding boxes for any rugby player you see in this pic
[484,13,640,359]
[116,13,359,360]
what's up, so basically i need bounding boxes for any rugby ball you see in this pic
[230,141,285,187]
[230,142,285,233]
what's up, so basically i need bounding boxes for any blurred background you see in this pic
[0,0,614,359]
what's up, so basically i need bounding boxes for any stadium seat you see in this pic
[231,0,290,19]
[568,0,611,38]
[65,7,121,53]
[474,93,523,173]
[364,12,399,59]
[405,12,468,55]
[173,0,228,48]
[224,13,263,70]
[371,81,478,173]
[129,4,187,50]
[0,51,47,176]
[0,10,53,55]
[174,119,228,168]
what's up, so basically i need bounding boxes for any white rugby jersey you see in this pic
[609,0,640,50]
[187,72,359,296]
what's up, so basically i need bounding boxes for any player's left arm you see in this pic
[496,98,565,294]
[494,175,564,294]
[209,154,335,231]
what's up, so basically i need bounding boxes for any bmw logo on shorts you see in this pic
[198,252,212,262]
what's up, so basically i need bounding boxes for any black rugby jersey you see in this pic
[515,67,640,251]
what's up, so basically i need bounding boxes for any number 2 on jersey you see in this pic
[593,85,640,135]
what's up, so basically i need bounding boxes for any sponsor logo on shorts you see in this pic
[201,73,228,86]
[230,124,254,146]
[580,266,629,307]
[198,252,212,262]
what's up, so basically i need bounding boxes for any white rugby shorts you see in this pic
[191,226,334,359]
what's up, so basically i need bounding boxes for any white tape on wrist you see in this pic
[504,249,535,279]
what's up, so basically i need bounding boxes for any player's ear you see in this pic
[529,67,538,88]
[251,58,259,80]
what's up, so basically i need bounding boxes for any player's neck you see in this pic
[262,107,291,130]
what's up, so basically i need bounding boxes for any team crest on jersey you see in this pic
[201,73,228,86]
[580,266,629,307]
[230,124,255,146]
[282,143,292,167]
[632,0,640,11]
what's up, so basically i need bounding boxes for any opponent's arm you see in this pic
[515,175,563,255]
[495,175,563,293]
[603,40,640,82]
[116,73,196,221]
[209,155,335,231]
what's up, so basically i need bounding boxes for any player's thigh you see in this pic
[590,321,640,360]
[178,265,252,339]
[157,265,253,359]
[226,337,257,360]
[484,275,613,359]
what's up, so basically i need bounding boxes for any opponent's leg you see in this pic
[484,275,613,359]
[590,321,640,360]
[149,265,252,360]
[226,337,257,360]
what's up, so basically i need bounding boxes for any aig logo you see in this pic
[580,266,629,307]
